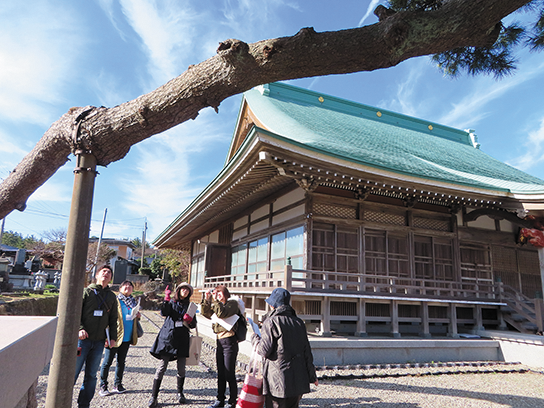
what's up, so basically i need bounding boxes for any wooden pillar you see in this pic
[284,264,292,292]
[321,296,331,337]
[535,298,544,333]
[538,248,544,301]
[475,304,485,331]
[391,300,400,338]
[355,298,367,337]
[250,294,257,322]
[420,302,431,338]
[449,303,459,338]
[45,152,97,408]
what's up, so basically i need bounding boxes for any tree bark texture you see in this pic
[0,0,531,219]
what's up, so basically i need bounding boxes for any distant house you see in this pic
[88,238,137,283]
[154,82,544,337]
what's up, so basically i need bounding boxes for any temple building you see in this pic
[154,82,544,337]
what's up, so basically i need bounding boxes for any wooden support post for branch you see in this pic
[45,151,97,408]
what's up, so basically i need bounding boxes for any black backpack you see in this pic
[235,314,247,342]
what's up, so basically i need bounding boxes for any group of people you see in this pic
[74,265,317,408]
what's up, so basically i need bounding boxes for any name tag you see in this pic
[126,314,133,320]
[175,321,184,327]
[94,310,103,317]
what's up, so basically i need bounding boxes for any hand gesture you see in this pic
[164,285,172,302]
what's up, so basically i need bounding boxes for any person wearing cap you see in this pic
[200,285,241,408]
[148,282,197,407]
[252,288,318,408]
[74,265,118,408]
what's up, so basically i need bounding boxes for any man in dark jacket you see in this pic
[252,288,318,408]
[74,265,118,408]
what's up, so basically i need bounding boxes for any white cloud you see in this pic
[119,0,202,87]
[379,59,428,117]
[28,180,72,203]
[508,116,544,172]
[0,1,85,126]
[96,0,130,41]
[117,106,232,238]
[358,0,380,27]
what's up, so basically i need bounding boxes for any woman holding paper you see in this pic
[200,285,242,408]
[99,280,140,396]
[148,282,196,407]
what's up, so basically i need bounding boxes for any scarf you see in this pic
[118,293,138,309]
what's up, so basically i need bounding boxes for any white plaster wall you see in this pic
[193,240,206,255]
[273,204,305,225]
[251,204,270,220]
[499,219,516,233]
[234,216,248,229]
[233,229,247,241]
[250,219,269,234]
[466,211,496,230]
[274,188,305,211]
[209,230,219,243]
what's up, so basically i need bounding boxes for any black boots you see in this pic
[177,376,187,404]
[148,378,162,408]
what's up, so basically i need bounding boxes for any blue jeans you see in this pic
[216,336,239,405]
[74,338,105,408]
[100,341,131,388]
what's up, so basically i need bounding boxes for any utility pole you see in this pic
[0,217,5,246]
[92,207,107,279]
[141,218,147,269]
[45,150,97,408]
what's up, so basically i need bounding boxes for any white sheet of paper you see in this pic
[186,302,198,318]
[211,313,239,331]
[128,298,140,321]
[247,317,261,337]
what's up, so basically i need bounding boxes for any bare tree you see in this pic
[0,0,536,220]
[85,242,116,282]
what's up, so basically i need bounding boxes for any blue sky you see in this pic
[1,0,544,244]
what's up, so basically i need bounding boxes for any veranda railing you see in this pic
[203,266,500,301]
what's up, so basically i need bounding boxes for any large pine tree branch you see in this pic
[0,0,531,219]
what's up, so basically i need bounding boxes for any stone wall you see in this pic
[0,296,59,316]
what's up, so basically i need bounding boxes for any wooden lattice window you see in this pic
[414,236,454,281]
[363,210,405,226]
[312,223,359,273]
[429,306,448,319]
[331,301,357,316]
[399,304,420,318]
[312,223,335,271]
[518,249,541,298]
[314,203,357,219]
[460,244,492,283]
[366,303,390,317]
[305,300,321,315]
[364,229,409,278]
[492,246,519,289]
[413,217,451,232]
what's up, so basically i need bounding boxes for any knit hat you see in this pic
[265,288,291,308]
[176,282,193,298]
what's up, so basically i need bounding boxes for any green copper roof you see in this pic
[242,83,544,195]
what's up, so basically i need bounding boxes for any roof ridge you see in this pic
[256,82,475,146]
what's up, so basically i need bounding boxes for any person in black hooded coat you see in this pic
[251,288,318,408]
[148,282,196,407]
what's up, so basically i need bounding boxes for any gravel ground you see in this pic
[36,311,544,408]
